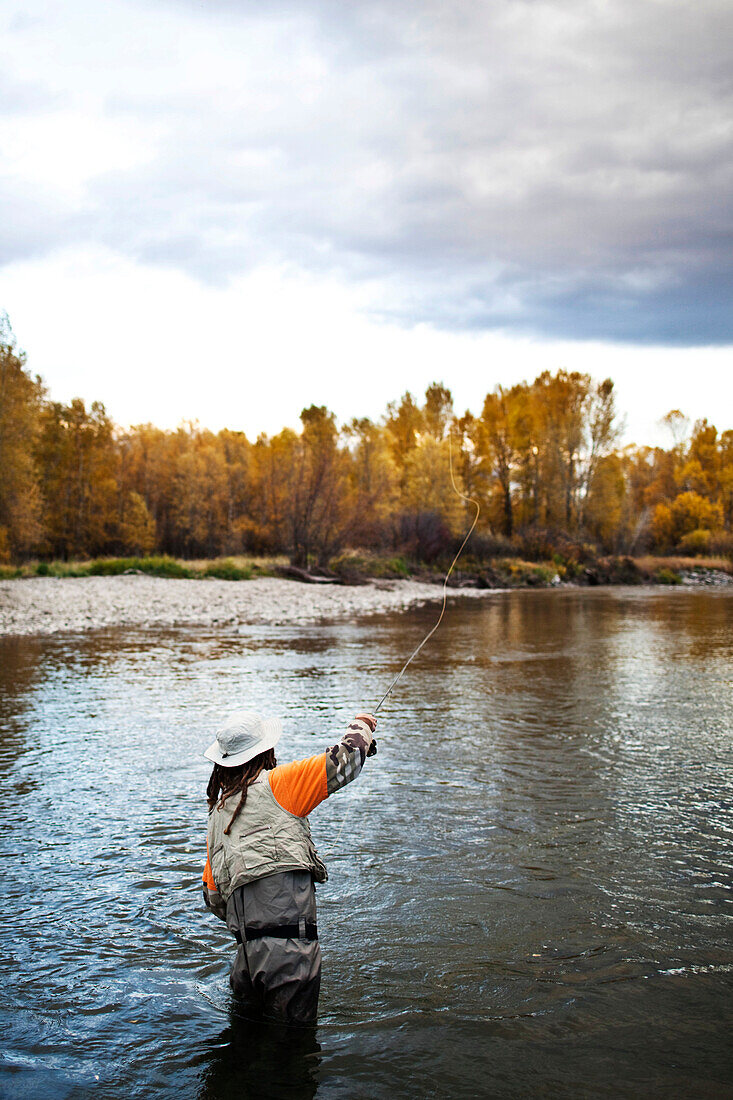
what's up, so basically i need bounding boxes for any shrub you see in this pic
[397,511,453,563]
[708,531,733,560]
[653,492,723,550]
[604,556,642,584]
[202,559,252,581]
[467,532,515,561]
[496,559,554,586]
[526,564,554,586]
[655,567,682,585]
[86,559,124,576]
[558,558,582,580]
[329,552,411,581]
[515,526,559,561]
[87,556,193,578]
[139,556,193,578]
[379,555,410,577]
[515,526,598,564]
[677,528,712,556]
[328,554,368,583]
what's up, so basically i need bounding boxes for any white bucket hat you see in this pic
[204,710,282,768]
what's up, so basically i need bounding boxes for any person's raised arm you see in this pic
[268,713,377,818]
[325,713,377,796]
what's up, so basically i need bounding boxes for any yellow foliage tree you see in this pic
[0,316,45,556]
[652,491,723,550]
[403,437,463,529]
[36,398,118,558]
[584,454,626,547]
[119,491,157,555]
[344,417,399,544]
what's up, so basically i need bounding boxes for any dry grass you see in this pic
[186,554,289,573]
[635,555,733,576]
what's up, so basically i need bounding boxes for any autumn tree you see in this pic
[247,429,299,554]
[636,413,732,553]
[271,406,354,568]
[396,385,461,528]
[479,384,529,536]
[720,431,733,530]
[402,437,463,528]
[117,424,178,553]
[0,316,45,559]
[577,378,621,527]
[119,491,156,555]
[661,409,690,451]
[36,398,118,558]
[452,410,484,515]
[677,419,720,498]
[532,370,590,529]
[652,491,723,551]
[583,454,626,548]
[167,426,224,555]
[217,429,253,552]
[343,417,398,545]
[384,391,423,500]
[423,382,453,440]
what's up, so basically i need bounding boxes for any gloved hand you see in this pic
[355,712,378,755]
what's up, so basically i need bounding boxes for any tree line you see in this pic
[1,315,731,567]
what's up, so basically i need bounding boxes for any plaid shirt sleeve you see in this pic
[325,718,374,796]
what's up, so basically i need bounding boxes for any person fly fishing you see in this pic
[201,438,478,1027]
[202,709,377,1026]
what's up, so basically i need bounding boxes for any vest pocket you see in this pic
[210,840,231,894]
[232,824,280,878]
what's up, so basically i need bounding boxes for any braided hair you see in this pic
[206,748,278,836]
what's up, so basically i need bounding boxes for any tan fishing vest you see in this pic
[207,770,328,901]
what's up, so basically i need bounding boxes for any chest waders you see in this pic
[208,772,327,1024]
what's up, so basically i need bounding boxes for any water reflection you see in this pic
[197,1012,321,1100]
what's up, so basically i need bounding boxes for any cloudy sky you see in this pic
[1,0,731,444]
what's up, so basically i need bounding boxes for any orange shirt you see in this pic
[268,753,328,817]
[202,754,328,888]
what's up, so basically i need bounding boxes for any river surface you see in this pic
[0,588,732,1099]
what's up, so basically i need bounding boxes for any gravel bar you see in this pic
[0,575,494,637]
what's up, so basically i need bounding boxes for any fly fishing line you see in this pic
[372,434,480,715]
[322,433,480,857]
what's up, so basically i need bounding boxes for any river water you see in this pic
[0,588,731,1099]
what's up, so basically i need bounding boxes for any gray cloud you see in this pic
[0,70,60,114]
[4,0,733,342]
[0,179,80,266]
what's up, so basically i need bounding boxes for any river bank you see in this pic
[0,574,495,636]
[1,562,731,637]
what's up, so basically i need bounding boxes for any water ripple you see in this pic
[0,590,731,1098]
